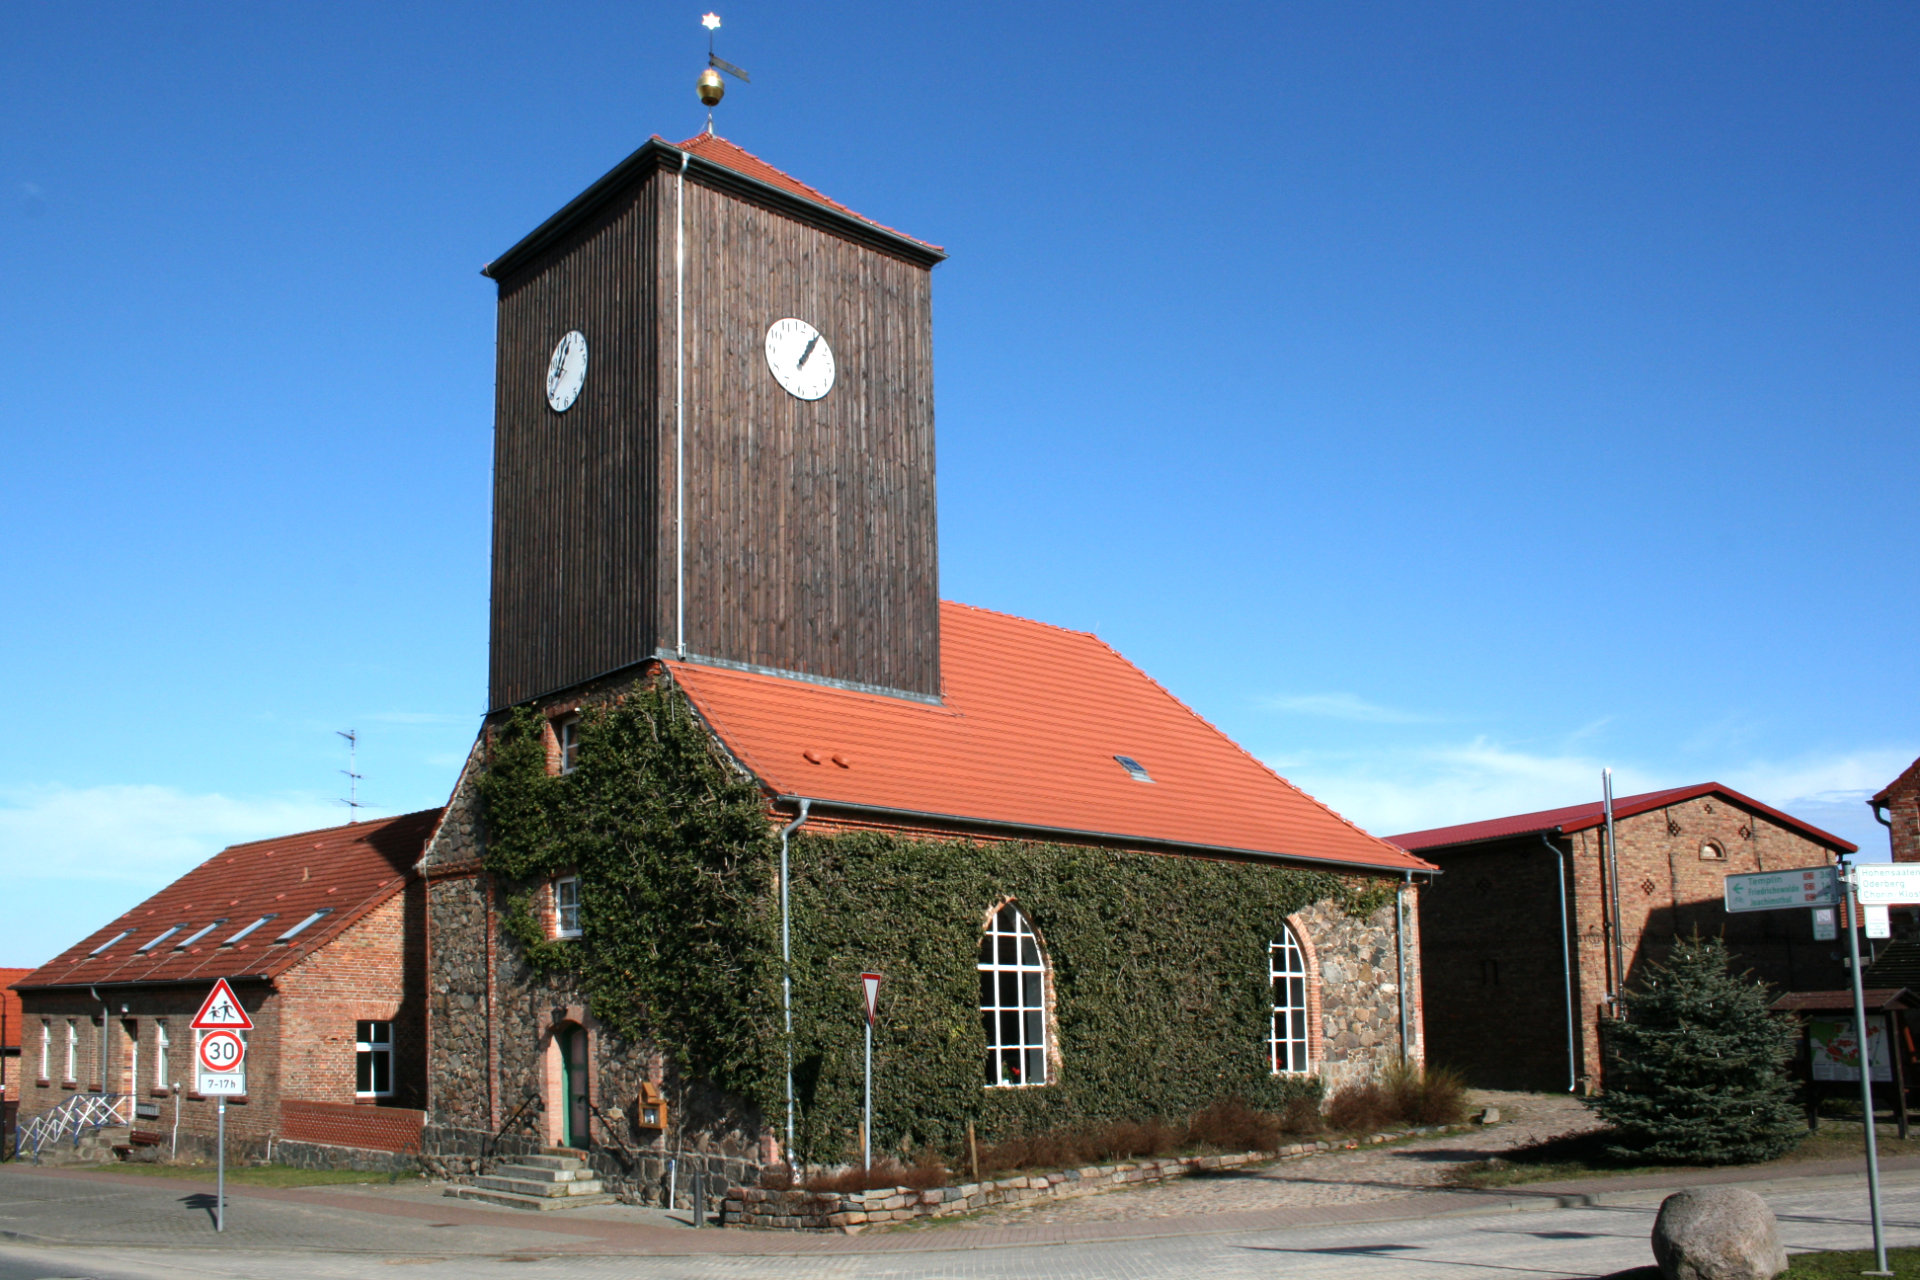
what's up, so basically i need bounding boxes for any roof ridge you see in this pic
[216,806,444,854]
[942,599,1099,640]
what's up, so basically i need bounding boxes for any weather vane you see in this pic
[697,12,750,132]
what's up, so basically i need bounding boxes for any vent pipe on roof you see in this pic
[778,799,811,1165]
[1602,769,1625,1015]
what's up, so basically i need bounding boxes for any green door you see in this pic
[558,1027,587,1148]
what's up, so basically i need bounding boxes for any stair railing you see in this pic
[13,1093,134,1165]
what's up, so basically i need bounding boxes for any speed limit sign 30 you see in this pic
[196,1029,247,1095]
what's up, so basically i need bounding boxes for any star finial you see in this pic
[702,13,721,30]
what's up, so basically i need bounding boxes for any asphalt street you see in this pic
[1,1171,1917,1280]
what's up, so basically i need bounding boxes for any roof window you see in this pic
[136,925,185,954]
[222,915,277,946]
[87,930,132,957]
[274,909,332,943]
[1114,755,1154,783]
[174,919,228,950]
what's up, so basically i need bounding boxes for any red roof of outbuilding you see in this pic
[667,602,1430,874]
[1386,783,1856,854]
[15,809,442,992]
[1,968,28,1051]
[669,132,942,253]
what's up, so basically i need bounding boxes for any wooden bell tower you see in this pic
[482,134,945,709]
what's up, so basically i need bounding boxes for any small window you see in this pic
[224,914,278,945]
[557,716,582,774]
[88,930,132,957]
[979,904,1048,1087]
[1114,755,1154,783]
[40,1019,51,1080]
[356,1020,393,1097]
[1700,840,1726,861]
[275,909,331,942]
[174,919,227,950]
[1271,925,1311,1074]
[137,925,184,954]
[554,877,581,938]
[65,1019,77,1082]
[155,1021,171,1090]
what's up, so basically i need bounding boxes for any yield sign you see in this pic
[191,977,254,1031]
[861,972,883,1026]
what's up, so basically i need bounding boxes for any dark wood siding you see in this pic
[650,169,939,696]
[488,175,661,709]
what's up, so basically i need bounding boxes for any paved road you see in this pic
[1,1167,1917,1280]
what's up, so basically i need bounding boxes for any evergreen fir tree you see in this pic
[1587,934,1802,1164]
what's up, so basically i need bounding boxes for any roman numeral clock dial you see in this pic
[765,317,835,401]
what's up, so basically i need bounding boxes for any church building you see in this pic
[418,128,1435,1203]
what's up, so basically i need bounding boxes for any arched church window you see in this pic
[979,903,1048,1087]
[1270,925,1311,1074]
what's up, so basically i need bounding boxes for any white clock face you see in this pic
[764,318,835,401]
[546,330,588,412]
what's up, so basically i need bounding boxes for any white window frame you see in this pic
[556,716,582,774]
[355,1020,394,1098]
[979,903,1049,1087]
[40,1019,51,1080]
[155,1021,171,1091]
[64,1019,77,1082]
[554,876,581,938]
[1270,925,1311,1074]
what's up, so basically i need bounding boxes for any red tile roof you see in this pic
[1,968,27,1052]
[1386,783,1856,854]
[15,810,442,992]
[668,132,942,253]
[667,602,1431,874]
[1874,757,1920,806]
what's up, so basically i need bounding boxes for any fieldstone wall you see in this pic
[1295,895,1420,1092]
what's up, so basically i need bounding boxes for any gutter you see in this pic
[1541,831,1579,1092]
[772,795,1438,878]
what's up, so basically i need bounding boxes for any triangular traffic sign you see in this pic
[191,977,254,1031]
[861,972,883,1026]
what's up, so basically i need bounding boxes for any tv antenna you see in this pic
[337,729,366,823]
[696,12,750,133]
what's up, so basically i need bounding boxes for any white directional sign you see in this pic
[196,1028,247,1095]
[1724,865,1840,913]
[1850,863,1920,906]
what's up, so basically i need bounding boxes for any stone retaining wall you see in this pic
[724,1127,1445,1232]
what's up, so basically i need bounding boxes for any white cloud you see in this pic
[1262,692,1436,724]
[0,784,351,967]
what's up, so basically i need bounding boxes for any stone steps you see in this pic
[444,1151,612,1212]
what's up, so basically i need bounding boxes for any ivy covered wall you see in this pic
[436,678,1416,1169]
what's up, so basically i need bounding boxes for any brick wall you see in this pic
[279,1098,424,1152]
[278,887,427,1110]
[1881,763,1920,864]
[1420,794,1847,1092]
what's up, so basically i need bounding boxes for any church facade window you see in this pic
[1270,925,1311,1074]
[979,903,1048,1087]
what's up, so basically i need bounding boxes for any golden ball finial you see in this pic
[697,67,725,107]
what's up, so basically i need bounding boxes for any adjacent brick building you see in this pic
[1874,757,1920,864]
[1391,784,1853,1093]
[11,810,437,1163]
[2,967,26,1149]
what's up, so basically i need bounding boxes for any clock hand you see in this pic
[797,334,819,368]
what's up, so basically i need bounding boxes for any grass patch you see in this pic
[1451,1118,1920,1190]
[1786,1247,1920,1277]
[76,1162,419,1188]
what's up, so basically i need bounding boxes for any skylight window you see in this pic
[137,925,185,954]
[1114,755,1154,783]
[274,909,332,943]
[88,930,132,957]
[174,919,228,950]
[223,915,278,946]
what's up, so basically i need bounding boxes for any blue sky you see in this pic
[3,3,1915,966]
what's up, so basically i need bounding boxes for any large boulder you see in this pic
[1651,1187,1787,1280]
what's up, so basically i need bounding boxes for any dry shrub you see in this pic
[1186,1098,1283,1153]
[1278,1094,1324,1136]
[798,1152,949,1193]
[1325,1079,1394,1133]
[1328,1063,1470,1133]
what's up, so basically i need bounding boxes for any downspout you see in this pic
[1542,832,1578,1092]
[1396,871,1412,1063]
[1873,799,1895,849]
[779,799,811,1165]
[675,148,691,658]
[1603,769,1625,1013]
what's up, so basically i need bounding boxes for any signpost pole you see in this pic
[863,1015,872,1173]
[216,1096,226,1233]
[1841,858,1888,1275]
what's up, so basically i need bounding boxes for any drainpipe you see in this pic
[1873,799,1895,851]
[1396,871,1412,1063]
[674,147,691,658]
[89,986,108,1096]
[779,799,811,1164]
[1542,833,1578,1092]
[1603,769,1625,1013]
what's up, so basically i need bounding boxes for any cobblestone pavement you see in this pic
[1,1173,1917,1279]
[929,1089,1600,1230]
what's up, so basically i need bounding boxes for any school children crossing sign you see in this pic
[192,979,251,1095]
